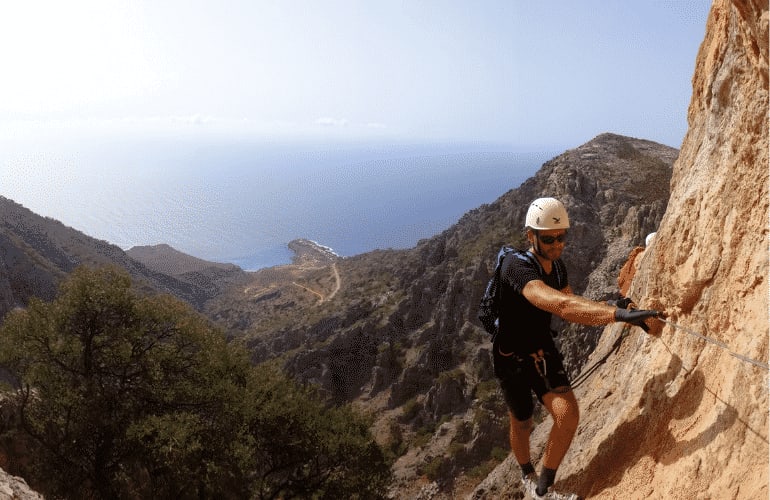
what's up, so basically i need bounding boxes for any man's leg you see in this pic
[538,388,579,494]
[509,412,537,496]
[494,347,536,478]
[542,388,579,467]
[508,412,534,467]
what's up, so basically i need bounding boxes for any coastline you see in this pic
[287,239,340,266]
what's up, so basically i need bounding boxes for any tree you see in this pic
[0,266,390,499]
[238,363,392,499]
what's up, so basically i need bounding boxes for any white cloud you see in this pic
[315,117,349,127]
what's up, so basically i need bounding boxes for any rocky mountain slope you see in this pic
[474,0,768,498]
[126,243,251,299]
[0,197,247,318]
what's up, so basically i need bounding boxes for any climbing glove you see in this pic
[614,308,661,330]
[607,296,635,309]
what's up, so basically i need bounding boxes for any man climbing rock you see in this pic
[492,197,662,497]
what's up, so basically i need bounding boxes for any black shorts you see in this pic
[493,346,571,421]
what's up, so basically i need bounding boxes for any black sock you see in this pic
[520,461,535,477]
[537,467,556,495]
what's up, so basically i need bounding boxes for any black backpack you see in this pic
[477,246,520,337]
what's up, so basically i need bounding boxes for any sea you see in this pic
[1,136,555,270]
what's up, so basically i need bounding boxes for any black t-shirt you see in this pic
[496,250,569,356]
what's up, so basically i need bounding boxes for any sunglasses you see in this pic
[538,233,567,245]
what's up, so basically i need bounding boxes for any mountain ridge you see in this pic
[0,196,240,316]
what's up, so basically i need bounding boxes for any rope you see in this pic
[571,312,770,388]
[656,317,769,371]
[571,325,631,389]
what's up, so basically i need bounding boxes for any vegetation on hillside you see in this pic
[0,266,390,499]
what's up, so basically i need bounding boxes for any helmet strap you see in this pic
[530,230,547,259]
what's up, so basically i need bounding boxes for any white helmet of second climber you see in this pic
[525,197,570,230]
[645,232,657,247]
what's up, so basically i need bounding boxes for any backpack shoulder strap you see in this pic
[513,249,544,276]
[512,250,567,289]
[553,258,568,289]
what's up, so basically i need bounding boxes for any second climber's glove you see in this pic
[614,308,661,330]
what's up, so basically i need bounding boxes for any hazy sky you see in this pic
[1,1,711,149]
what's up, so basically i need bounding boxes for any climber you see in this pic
[615,231,657,301]
[492,197,662,497]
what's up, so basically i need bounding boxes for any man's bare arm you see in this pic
[523,280,615,326]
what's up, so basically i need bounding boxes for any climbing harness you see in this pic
[530,349,551,391]
[656,317,769,371]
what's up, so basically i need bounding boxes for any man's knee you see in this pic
[560,403,580,432]
[544,390,580,429]
[509,413,534,434]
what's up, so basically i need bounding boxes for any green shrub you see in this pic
[0,266,391,499]
[490,446,508,462]
[467,461,496,479]
[412,425,434,449]
[384,421,408,459]
[401,397,421,422]
[421,456,446,481]
[474,379,500,403]
[448,441,465,458]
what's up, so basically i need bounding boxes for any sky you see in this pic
[0,1,712,150]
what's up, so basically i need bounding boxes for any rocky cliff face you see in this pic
[0,469,41,500]
[474,0,768,498]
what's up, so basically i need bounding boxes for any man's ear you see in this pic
[525,228,535,244]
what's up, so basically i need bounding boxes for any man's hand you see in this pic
[614,308,662,329]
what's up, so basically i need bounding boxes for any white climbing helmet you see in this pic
[525,197,570,230]
[645,232,657,247]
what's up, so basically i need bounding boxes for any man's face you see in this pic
[529,228,567,261]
